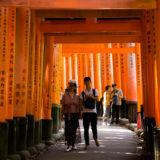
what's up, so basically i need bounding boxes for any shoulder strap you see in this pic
[93,89,95,97]
[82,91,85,102]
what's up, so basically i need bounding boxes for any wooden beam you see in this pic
[62,47,136,54]
[49,35,141,43]
[0,0,156,9]
[36,10,143,18]
[40,19,141,33]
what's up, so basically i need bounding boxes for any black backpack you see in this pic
[82,89,96,109]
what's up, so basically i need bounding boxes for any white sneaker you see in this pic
[106,122,110,126]
[72,145,77,150]
[65,146,72,152]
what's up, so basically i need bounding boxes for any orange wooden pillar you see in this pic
[25,11,36,147]
[61,56,66,92]
[152,3,160,157]
[0,7,9,159]
[6,11,16,154]
[14,8,30,118]
[82,54,88,81]
[38,34,45,121]
[26,11,36,117]
[65,56,69,88]
[0,7,9,122]
[77,54,83,94]
[34,31,45,144]
[87,54,91,78]
[141,11,156,120]
[141,35,150,119]
[42,36,54,140]
[65,55,72,87]
[33,19,41,122]
[14,8,30,151]
[82,54,88,90]
[52,44,62,104]
[93,53,102,99]
[52,44,58,104]
[71,53,78,86]
[74,54,78,83]
[126,43,137,123]
[155,0,160,127]
[120,43,127,99]
[71,54,76,80]
[140,9,160,154]
[101,53,107,93]
[126,52,137,102]
[58,44,62,103]
[52,44,62,133]
[61,56,64,93]
[112,43,121,89]
[69,56,72,80]
[6,8,16,121]
[135,44,143,111]
[42,36,54,119]
[105,51,114,86]
[135,43,143,130]
[88,53,95,88]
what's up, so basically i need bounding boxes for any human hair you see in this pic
[84,77,91,82]
[69,83,76,87]
[105,85,111,91]
[112,83,117,87]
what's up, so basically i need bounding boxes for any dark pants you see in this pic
[65,113,79,146]
[111,105,120,124]
[83,113,98,145]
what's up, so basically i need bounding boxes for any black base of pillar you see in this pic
[7,119,16,154]
[34,120,42,145]
[140,105,144,129]
[14,117,28,151]
[153,127,160,159]
[143,117,156,156]
[59,106,62,129]
[40,119,42,141]
[120,99,126,118]
[26,114,35,147]
[42,119,53,141]
[0,122,8,160]
[52,104,59,133]
[126,101,137,123]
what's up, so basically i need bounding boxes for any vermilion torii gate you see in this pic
[0,0,159,159]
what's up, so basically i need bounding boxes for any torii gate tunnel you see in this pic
[0,0,160,159]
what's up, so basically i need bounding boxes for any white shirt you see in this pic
[80,88,99,113]
[60,92,64,101]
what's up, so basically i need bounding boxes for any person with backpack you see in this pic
[80,77,100,150]
[61,80,82,152]
[110,83,123,125]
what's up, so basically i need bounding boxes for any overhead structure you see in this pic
[0,0,159,159]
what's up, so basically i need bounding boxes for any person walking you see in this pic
[110,83,123,125]
[61,80,81,152]
[80,77,100,150]
[102,85,111,126]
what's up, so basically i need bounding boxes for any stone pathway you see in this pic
[37,121,141,160]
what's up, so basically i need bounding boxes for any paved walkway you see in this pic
[37,121,141,160]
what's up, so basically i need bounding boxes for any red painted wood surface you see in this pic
[0,0,155,9]
[14,8,30,117]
